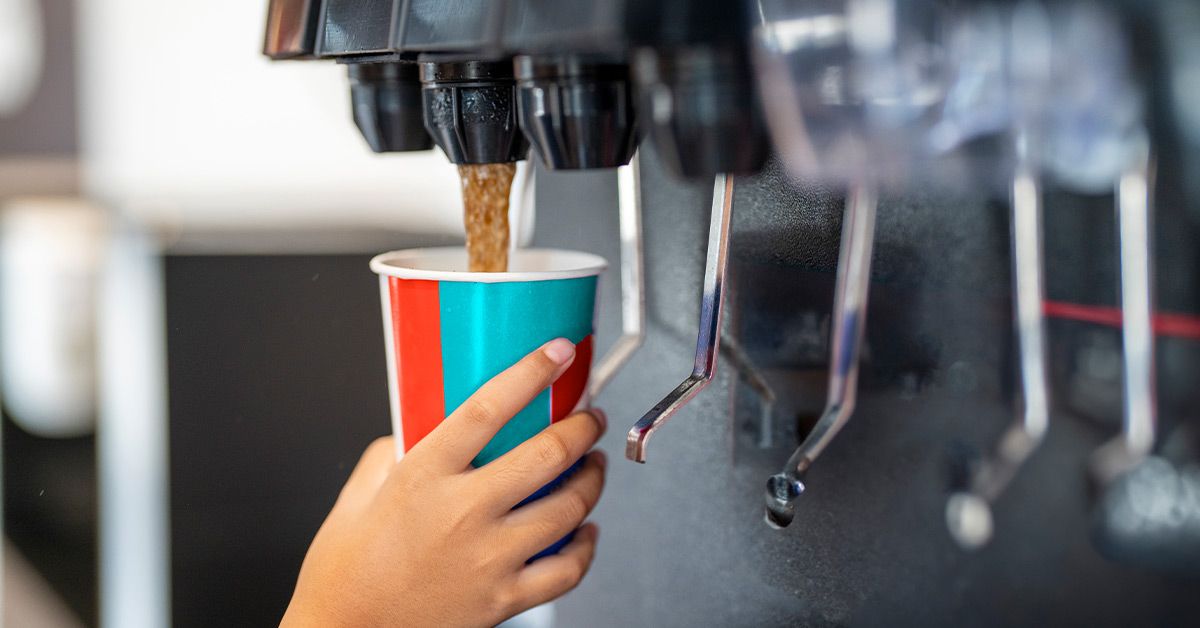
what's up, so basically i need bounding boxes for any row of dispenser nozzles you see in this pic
[344,51,768,178]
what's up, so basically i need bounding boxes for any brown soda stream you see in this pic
[458,163,517,272]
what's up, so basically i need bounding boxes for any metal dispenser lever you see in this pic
[590,153,647,398]
[946,169,1050,549]
[1091,158,1157,484]
[765,184,877,528]
[626,174,735,463]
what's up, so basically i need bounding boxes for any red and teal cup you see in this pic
[370,247,607,559]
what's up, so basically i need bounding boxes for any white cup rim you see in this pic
[370,247,608,283]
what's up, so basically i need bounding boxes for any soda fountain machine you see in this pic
[264,1,1200,624]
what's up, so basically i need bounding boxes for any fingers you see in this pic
[332,436,396,513]
[507,524,599,612]
[502,451,606,558]
[414,338,577,472]
[479,409,606,508]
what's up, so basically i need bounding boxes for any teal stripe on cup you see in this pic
[439,276,598,466]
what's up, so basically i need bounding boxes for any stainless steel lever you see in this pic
[1090,158,1157,484]
[765,184,877,528]
[589,153,646,398]
[626,174,735,463]
[946,169,1050,549]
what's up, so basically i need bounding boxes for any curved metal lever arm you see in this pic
[765,184,877,528]
[626,174,735,463]
[946,169,1050,549]
[1091,157,1157,484]
[589,153,646,398]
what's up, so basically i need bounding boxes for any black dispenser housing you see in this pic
[264,0,773,178]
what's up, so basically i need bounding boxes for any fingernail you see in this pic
[593,450,607,469]
[589,408,607,433]
[543,338,575,365]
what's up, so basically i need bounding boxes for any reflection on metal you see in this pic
[946,169,1050,549]
[1091,158,1157,484]
[765,184,877,528]
[626,174,735,463]
[590,153,646,398]
[263,0,321,59]
[510,159,537,249]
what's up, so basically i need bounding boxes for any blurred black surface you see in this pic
[2,412,97,626]
[165,254,393,627]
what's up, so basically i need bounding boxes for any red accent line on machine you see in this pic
[1043,300,1200,341]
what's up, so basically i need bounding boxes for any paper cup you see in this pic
[370,247,607,558]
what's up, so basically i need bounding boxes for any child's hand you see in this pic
[282,338,607,628]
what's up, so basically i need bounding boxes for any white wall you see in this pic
[77,0,465,236]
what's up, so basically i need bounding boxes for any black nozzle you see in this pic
[515,55,638,170]
[634,45,770,179]
[419,56,528,164]
[348,62,432,153]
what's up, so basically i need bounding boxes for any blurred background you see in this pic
[0,0,473,625]
[3,0,1200,627]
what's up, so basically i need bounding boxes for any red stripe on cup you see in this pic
[551,334,593,422]
[389,278,447,452]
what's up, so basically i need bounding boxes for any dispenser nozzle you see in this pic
[419,56,528,165]
[348,62,432,153]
